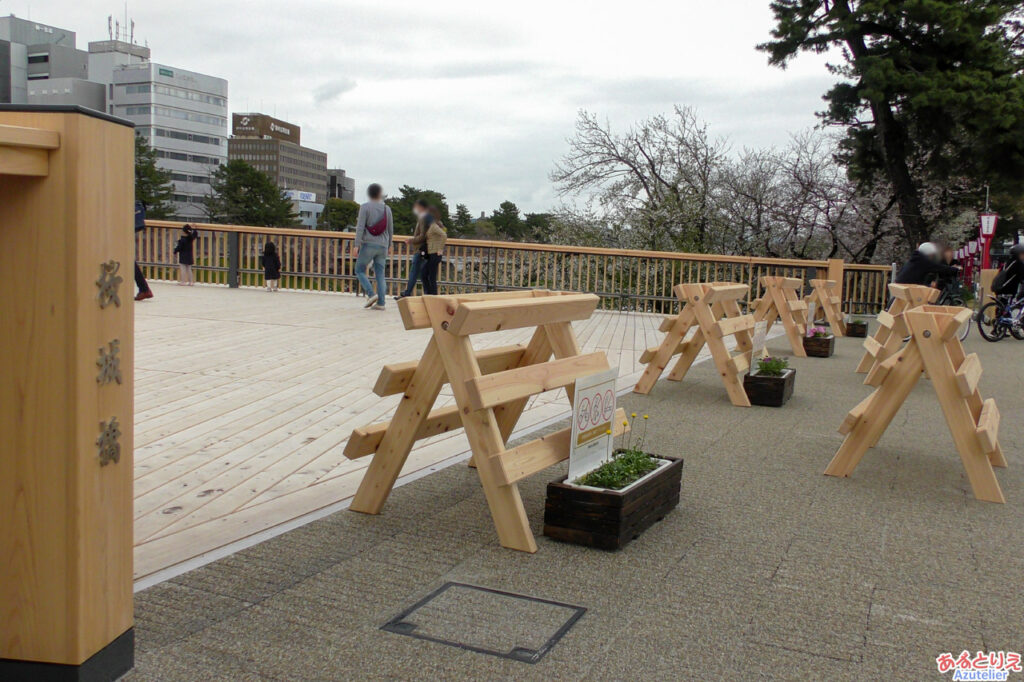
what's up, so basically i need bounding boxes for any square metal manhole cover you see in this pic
[381,582,586,663]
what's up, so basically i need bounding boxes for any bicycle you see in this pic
[933,282,971,341]
[976,290,1024,342]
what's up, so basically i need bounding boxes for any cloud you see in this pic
[24,0,844,214]
[313,78,357,105]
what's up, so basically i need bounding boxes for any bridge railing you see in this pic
[140,220,892,314]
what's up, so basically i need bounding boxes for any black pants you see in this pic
[421,254,442,295]
[135,262,150,294]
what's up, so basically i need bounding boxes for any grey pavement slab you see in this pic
[125,332,1024,680]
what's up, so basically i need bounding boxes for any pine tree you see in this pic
[760,1,1024,248]
[203,159,299,227]
[134,135,174,219]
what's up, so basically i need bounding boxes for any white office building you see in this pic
[109,60,228,221]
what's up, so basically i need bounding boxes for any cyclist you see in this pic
[991,244,1024,297]
[894,242,961,286]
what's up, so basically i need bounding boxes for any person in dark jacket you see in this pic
[396,199,430,300]
[134,200,154,300]
[262,241,282,292]
[894,242,959,286]
[992,244,1024,296]
[173,224,199,286]
[933,245,960,293]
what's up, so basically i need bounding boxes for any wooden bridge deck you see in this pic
[132,283,757,581]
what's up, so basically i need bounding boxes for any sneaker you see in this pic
[363,295,378,309]
[372,304,386,311]
[135,290,154,301]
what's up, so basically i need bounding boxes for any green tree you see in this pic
[134,135,174,218]
[318,198,360,231]
[760,1,1024,250]
[203,159,299,227]
[385,185,451,234]
[524,212,555,243]
[452,203,474,236]
[491,200,524,240]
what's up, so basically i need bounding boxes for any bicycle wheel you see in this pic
[1011,318,1024,340]
[976,302,1007,342]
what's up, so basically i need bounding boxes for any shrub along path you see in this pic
[127,329,1024,680]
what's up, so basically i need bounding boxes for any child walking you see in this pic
[421,206,447,295]
[262,241,281,291]
[173,224,199,285]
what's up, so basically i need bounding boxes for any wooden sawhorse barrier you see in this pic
[825,306,1006,503]
[633,282,755,406]
[805,279,846,336]
[854,284,938,375]
[344,290,629,552]
[752,276,808,357]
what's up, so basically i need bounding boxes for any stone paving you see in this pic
[126,330,1024,681]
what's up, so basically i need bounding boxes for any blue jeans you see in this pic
[355,243,387,306]
[402,252,424,296]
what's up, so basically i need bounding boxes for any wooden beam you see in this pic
[703,283,749,304]
[0,123,60,149]
[464,351,609,411]
[495,408,629,485]
[397,290,546,330]
[976,399,1000,455]
[447,293,599,335]
[713,314,755,339]
[954,353,982,399]
[344,404,463,459]
[0,146,48,176]
[372,343,527,396]
[839,393,874,435]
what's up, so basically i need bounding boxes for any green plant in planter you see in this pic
[575,413,658,490]
[755,356,789,376]
[806,325,830,338]
[575,448,658,490]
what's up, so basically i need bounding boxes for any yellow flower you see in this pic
[605,429,612,435]
[622,420,628,426]
[643,415,649,419]
[631,412,637,418]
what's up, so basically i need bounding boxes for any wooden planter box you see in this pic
[543,455,683,550]
[847,321,869,338]
[743,368,796,407]
[803,334,836,357]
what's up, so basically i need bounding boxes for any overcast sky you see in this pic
[15,0,837,214]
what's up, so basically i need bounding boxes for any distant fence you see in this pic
[140,220,892,315]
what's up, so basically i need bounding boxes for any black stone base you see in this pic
[0,628,133,682]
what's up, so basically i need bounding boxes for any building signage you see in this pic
[284,190,317,202]
[232,113,300,144]
[568,367,618,481]
[158,68,174,77]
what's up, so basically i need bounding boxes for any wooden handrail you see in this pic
[145,219,889,271]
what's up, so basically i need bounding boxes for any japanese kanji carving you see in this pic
[97,417,122,466]
[95,260,123,309]
[96,339,122,385]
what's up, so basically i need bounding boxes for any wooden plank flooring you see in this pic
[133,283,765,579]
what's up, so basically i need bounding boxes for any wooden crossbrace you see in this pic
[752,276,807,357]
[825,306,1006,503]
[347,290,624,552]
[854,284,938,375]
[633,282,754,406]
[805,279,847,336]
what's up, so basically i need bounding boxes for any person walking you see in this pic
[421,205,447,295]
[894,242,959,286]
[262,241,281,292]
[173,224,199,286]
[134,200,154,301]
[396,199,429,300]
[354,183,393,310]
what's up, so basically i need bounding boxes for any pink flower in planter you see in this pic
[806,326,829,338]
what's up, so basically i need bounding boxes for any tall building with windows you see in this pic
[110,61,228,221]
[327,168,356,201]
[0,15,82,104]
[228,113,328,204]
